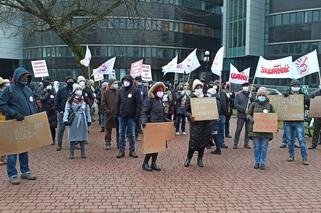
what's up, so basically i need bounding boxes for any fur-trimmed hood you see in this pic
[148,82,166,98]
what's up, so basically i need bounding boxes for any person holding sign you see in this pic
[63,84,92,159]
[247,87,276,170]
[0,77,7,166]
[0,67,37,185]
[184,79,212,168]
[308,89,321,150]
[141,82,168,171]
[283,80,309,165]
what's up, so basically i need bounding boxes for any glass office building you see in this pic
[22,0,223,81]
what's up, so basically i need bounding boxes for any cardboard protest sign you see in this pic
[141,64,152,81]
[253,113,278,133]
[31,60,49,78]
[309,96,321,117]
[269,95,304,121]
[143,122,175,154]
[0,112,51,155]
[190,97,219,121]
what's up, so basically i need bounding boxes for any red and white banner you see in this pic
[292,50,320,79]
[211,46,224,77]
[31,60,49,78]
[130,59,143,78]
[92,57,116,76]
[229,64,250,85]
[141,64,152,81]
[255,56,293,79]
[93,74,104,82]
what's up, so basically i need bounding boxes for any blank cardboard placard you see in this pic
[0,112,51,155]
[269,95,304,121]
[253,113,278,133]
[190,97,219,121]
[309,96,321,117]
[143,122,175,154]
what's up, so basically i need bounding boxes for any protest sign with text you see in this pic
[0,112,51,155]
[269,95,304,121]
[130,59,144,78]
[141,64,152,81]
[253,113,278,133]
[229,64,250,85]
[309,96,321,117]
[255,56,293,79]
[31,60,49,78]
[190,98,219,121]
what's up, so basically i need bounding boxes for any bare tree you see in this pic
[0,0,139,75]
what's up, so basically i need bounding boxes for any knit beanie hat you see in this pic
[73,83,82,92]
[290,79,300,87]
[77,75,86,83]
[257,87,268,97]
[192,79,203,91]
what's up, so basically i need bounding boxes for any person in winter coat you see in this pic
[247,87,276,170]
[222,82,234,138]
[175,84,189,135]
[117,75,142,158]
[101,79,119,150]
[96,82,108,132]
[63,84,92,159]
[0,77,6,166]
[233,82,251,149]
[40,80,57,145]
[54,76,74,151]
[184,79,212,168]
[283,79,309,165]
[0,67,37,185]
[141,82,168,172]
[134,76,147,138]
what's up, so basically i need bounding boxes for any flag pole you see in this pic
[318,70,321,87]
[87,66,91,80]
[246,76,256,112]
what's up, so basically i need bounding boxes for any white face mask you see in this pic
[156,91,164,98]
[79,81,86,88]
[46,85,52,90]
[123,81,130,87]
[75,90,82,97]
[213,85,218,90]
[243,86,249,92]
[5,83,10,87]
[194,88,203,97]
[291,86,300,92]
[111,83,118,90]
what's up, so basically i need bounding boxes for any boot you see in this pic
[142,163,152,171]
[197,158,204,167]
[129,150,138,158]
[184,158,191,167]
[69,142,75,159]
[101,127,105,132]
[80,141,86,159]
[211,138,221,155]
[151,154,161,171]
[117,150,125,158]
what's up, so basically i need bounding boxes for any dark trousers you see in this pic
[312,118,321,147]
[144,153,158,164]
[225,114,231,136]
[50,127,56,142]
[187,147,205,160]
[175,114,186,132]
[234,117,249,146]
[105,117,119,146]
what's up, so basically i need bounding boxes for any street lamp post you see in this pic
[203,50,210,72]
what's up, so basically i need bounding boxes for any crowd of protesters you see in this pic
[0,67,317,185]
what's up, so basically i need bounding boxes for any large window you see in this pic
[269,9,321,26]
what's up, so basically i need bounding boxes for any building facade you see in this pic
[223,0,321,87]
[22,0,223,82]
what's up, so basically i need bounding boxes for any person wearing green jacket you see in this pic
[247,87,275,170]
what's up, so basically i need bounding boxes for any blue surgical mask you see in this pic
[257,96,266,102]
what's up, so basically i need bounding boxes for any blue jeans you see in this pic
[175,114,186,133]
[119,117,136,152]
[253,137,269,165]
[99,112,106,128]
[7,152,30,178]
[57,112,66,147]
[285,121,308,160]
[282,122,287,145]
[218,114,226,146]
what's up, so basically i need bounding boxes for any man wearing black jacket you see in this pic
[117,75,142,158]
[54,76,74,151]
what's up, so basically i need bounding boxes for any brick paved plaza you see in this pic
[1,117,321,213]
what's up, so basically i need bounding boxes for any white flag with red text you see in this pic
[92,57,116,76]
[180,49,201,74]
[292,50,320,79]
[211,46,224,76]
[229,64,250,85]
[255,56,293,79]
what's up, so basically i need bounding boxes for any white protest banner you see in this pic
[92,57,116,76]
[31,60,49,78]
[229,64,250,85]
[94,74,104,82]
[162,56,182,75]
[211,46,224,76]
[80,45,92,67]
[255,56,293,79]
[292,50,320,79]
[141,64,152,81]
[180,48,201,74]
[130,59,143,78]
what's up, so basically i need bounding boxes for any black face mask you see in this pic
[19,78,28,86]
[67,82,73,87]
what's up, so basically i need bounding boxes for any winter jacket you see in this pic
[175,90,189,115]
[247,100,275,140]
[54,85,73,113]
[210,94,221,133]
[186,94,212,150]
[118,75,142,119]
[136,84,148,103]
[83,87,95,107]
[0,67,37,120]
[219,91,230,116]
[40,89,57,128]
[101,88,119,128]
[234,90,250,119]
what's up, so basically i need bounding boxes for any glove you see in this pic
[87,122,91,127]
[64,121,68,126]
[142,123,146,128]
[283,93,289,98]
[190,116,195,122]
[16,113,25,121]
